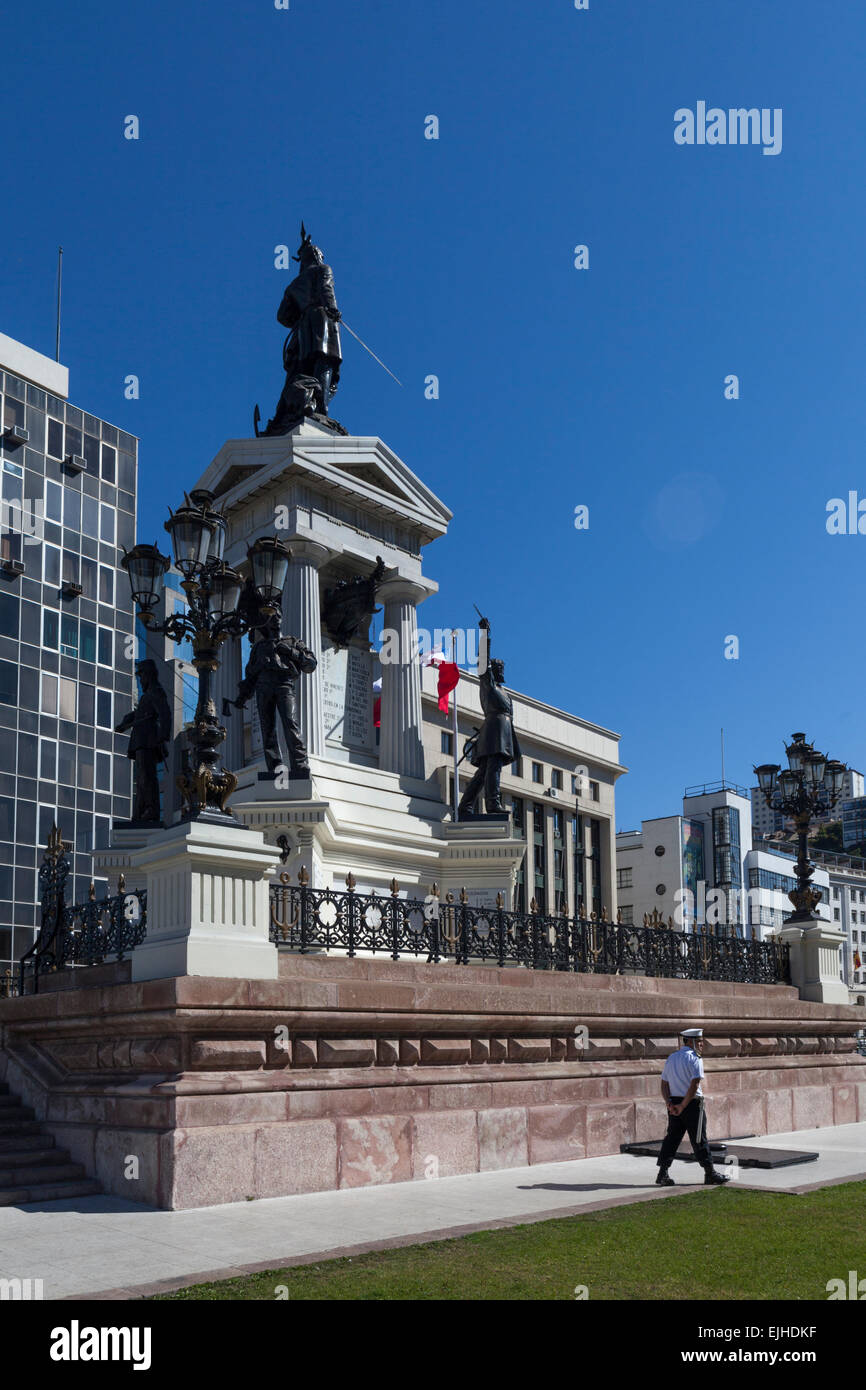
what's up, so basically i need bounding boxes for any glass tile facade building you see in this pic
[0,340,137,978]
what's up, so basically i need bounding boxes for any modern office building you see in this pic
[420,665,624,916]
[751,767,864,838]
[840,796,866,851]
[0,333,137,980]
[616,780,831,938]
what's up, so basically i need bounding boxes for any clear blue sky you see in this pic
[3,0,865,830]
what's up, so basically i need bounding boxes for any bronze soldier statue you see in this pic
[264,224,343,434]
[458,622,521,818]
[231,615,317,778]
[114,659,173,823]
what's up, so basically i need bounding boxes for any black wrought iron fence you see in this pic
[16,825,147,995]
[269,872,791,984]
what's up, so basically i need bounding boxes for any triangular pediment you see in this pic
[196,427,452,542]
[329,460,406,499]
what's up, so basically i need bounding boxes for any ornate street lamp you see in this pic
[754,733,848,924]
[121,492,292,823]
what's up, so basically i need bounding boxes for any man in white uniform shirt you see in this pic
[655,1028,730,1186]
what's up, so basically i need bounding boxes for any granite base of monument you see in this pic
[1,957,863,1209]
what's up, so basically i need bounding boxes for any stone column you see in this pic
[282,540,331,761]
[377,577,427,780]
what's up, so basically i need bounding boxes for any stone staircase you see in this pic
[0,1079,100,1205]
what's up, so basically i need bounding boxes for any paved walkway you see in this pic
[1,1123,864,1300]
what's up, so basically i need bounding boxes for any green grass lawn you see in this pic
[154,1180,866,1301]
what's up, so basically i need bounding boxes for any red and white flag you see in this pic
[426,649,460,714]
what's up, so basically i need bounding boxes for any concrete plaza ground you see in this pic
[0,1122,863,1300]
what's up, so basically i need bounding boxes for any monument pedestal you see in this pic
[797,920,849,1005]
[127,820,280,981]
[3,957,863,1209]
[94,824,162,895]
[439,817,525,907]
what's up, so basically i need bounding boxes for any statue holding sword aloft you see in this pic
[258,224,403,438]
[263,224,343,434]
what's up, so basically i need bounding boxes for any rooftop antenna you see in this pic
[55,247,63,361]
[721,727,726,786]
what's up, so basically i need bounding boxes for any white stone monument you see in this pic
[99,419,525,977]
[190,419,523,904]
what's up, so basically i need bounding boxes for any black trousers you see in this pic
[256,681,308,774]
[458,755,506,815]
[132,748,160,822]
[657,1096,713,1171]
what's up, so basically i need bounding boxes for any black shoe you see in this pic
[704,1169,730,1185]
[655,1172,675,1186]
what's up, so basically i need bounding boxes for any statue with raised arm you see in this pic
[263,224,343,435]
[457,618,521,818]
[230,614,317,778]
[114,659,172,824]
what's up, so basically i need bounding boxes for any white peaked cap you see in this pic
[680,1027,703,1038]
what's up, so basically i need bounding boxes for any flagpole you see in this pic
[451,628,459,821]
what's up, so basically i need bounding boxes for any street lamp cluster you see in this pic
[754,732,847,923]
[121,489,292,823]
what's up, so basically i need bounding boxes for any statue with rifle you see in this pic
[457,613,521,818]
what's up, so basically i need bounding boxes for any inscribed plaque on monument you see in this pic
[322,641,374,751]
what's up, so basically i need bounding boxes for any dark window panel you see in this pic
[83,434,99,473]
[64,490,81,534]
[0,659,17,705]
[14,868,34,901]
[0,593,19,638]
[18,666,38,714]
[17,734,37,779]
[47,418,64,459]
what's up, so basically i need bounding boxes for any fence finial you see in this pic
[118,872,126,893]
[459,886,468,904]
[390,877,399,896]
[88,879,96,901]
[496,891,504,909]
[298,866,310,886]
[346,872,356,890]
[46,822,65,861]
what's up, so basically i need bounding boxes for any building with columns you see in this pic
[420,666,622,915]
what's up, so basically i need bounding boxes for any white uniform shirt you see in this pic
[662,1045,704,1098]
